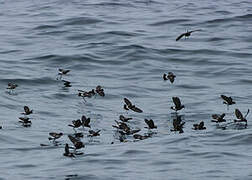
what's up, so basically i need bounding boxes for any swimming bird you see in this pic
[171,97,185,112]
[211,113,226,123]
[144,119,157,129]
[221,95,235,109]
[176,29,201,41]
[193,121,206,130]
[22,106,33,115]
[48,132,63,142]
[68,135,85,151]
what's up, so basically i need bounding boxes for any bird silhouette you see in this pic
[176,29,201,41]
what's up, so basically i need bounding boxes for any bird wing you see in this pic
[124,98,132,107]
[172,97,181,107]
[144,119,150,127]
[24,106,30,113]
[68,135,78,145]
[235,109,243,120]
[130,106,143,113]
[176,33,185,41]
[189,29,202,33]
[149,119,155,128]
[221,95,229,103]
[81,115,87,122]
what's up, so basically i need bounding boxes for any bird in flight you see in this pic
[176,29,201,41]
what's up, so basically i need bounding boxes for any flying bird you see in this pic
[211,113,226,123]
[22,106,33,115]
[221,95,235,110]
[234,109,249,125]
[144,119,157,129]
[68,135,85,150]
[81,115,91,128]
[176,29,201,41]
[171,97,185,112]
[48,132,63,142]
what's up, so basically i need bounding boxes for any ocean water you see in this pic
[0,0,252,179]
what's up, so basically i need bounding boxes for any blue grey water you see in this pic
[0,0,252,179]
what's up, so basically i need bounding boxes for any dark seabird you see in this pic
[176,29,201,41]
[81,115,91,128]
[62,80,71,87]
[57,68,70,80]
[22,106,33,115]
[68,119,82,130]
[234,109,249,125]
[171,97,185,112]
[163,72,176,83]
[144,119,157,129]
[113,120,131,133]
[7,83,18,90]
[48,132,63,142]
[171,115,185,133]
[211,113,226,123]
[167,72,176,83]
[119,115,132,122]
[193,121,206,130]
[58,68,70,75]
[220,95,235,109]
[88,130,101,137]
[95,85,105,97]
[68,135,85,150]
[123,98,143,113]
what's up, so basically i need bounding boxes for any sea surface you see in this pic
[0,0,252,179]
